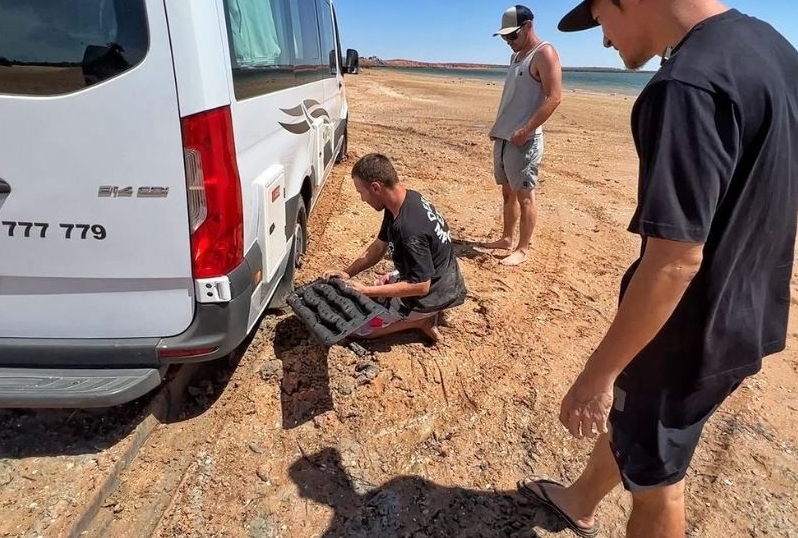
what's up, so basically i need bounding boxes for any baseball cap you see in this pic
[493,5,535,36]
[558,0,600,32]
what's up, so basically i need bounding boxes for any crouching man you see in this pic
[323,153,467,343]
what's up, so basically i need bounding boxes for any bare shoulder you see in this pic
[531,43,562,79]
[536,43,560,63]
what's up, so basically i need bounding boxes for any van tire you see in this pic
[335,124,348,164]
[294,198,308,270]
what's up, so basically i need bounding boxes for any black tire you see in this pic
[294,198,308,270]
[335,123,348,164]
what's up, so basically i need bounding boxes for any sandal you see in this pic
[518,478,600,537]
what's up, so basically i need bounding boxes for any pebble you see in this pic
[256,464,271,483]
[0,463,12,487]
[259,360,283,381]
[338,378,356,395]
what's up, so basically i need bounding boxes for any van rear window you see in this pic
[0,0,149,96]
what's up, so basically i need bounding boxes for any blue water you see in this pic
[371,66,655,96]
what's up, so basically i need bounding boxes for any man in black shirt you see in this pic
[323,153,467,343]
[516,1,798,538]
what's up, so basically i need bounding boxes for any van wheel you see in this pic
[294,199,307,270]
[335,124,348,164]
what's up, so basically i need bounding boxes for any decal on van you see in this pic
[279,100,331,135]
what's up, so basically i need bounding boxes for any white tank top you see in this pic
[489,41,550,141]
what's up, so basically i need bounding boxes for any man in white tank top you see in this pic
[482,5,563,266]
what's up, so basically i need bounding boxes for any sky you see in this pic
[333,1,798,70]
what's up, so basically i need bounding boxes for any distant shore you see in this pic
[359,58,655,74]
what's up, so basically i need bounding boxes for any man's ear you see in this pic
[370,181,382,194]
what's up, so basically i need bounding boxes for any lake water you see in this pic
[371,66,655,96]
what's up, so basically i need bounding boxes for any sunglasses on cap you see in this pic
[502,22,528,42]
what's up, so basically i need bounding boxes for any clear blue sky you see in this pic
[334,1,798,69]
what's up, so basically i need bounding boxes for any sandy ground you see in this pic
[2,69,797,538]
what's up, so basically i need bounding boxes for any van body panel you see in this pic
[0,0,354,407]
[0,0,194,339]
[164,0,231,117]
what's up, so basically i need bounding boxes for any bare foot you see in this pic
[500,250,527,266]
[479,238,513,250]
[419,316,442,344]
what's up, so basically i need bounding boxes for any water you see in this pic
[371,66,655,96]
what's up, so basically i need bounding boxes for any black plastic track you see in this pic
[287,278,389,346]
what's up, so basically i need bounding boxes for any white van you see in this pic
[0,0,359,408]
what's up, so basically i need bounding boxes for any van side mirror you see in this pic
[345,49,359,74]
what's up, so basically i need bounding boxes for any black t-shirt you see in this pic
[621,9,798,389]
[378,190,467,313]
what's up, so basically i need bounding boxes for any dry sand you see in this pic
[2,68,796,538]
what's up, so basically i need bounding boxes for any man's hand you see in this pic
[559,369,615,439]
[322,270,350,281]
[345,279,368,294]
[511,127,532,146]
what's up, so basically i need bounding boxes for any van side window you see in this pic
[316,0,338,77]
[0,0,148,96]
[332,7,345,77]
[224,0,296,100]
[286,0,323,85]
[224,0,333,100]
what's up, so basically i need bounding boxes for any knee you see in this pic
[501,188,514,204]
[631,480,685,513]
[517,193,535,208]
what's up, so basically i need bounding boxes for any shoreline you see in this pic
[361,65,647,97]
[358,66,642,98]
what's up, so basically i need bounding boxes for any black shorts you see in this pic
[608,371,742,492]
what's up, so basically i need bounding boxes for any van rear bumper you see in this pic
[0,245,262,407]
[0,367,164,409]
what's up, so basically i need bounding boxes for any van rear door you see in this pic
[0,0,194,339]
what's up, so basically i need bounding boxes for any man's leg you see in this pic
[610,376,741,537]
[521,434,620,530]
[481,183,518,250]
[501,189,536,266]
[356,314,440,343]
[628,481,686,538]
[483,140,518,250]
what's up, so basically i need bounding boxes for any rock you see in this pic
[259,360,283,381]
[0,463,12,487]
[356,363,381,383]
[256,464,271,483]
[338,378,356,395]
[248,442,264,454]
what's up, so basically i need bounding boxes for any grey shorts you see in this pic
[493,133,544,191]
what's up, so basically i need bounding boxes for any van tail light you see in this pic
[180,106,244,279]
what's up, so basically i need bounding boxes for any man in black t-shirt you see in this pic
[323,153,466,343]
[515,2,798,538]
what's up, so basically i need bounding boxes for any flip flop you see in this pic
[518,478,600,538]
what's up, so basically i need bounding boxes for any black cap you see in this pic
[558,0,600,32]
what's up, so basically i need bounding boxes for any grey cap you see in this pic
[558,0,600,32]
[493,5,535,36]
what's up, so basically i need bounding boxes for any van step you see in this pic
[287,278,389,347]
[0,368,163,408]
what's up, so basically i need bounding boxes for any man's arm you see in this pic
[511,46,563,145]
[560,237,703,438]
[323,238,388,280]
[344,238,389,278]
[352,279,431,299]
[585,237,703,379]
[348,234,434,300]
